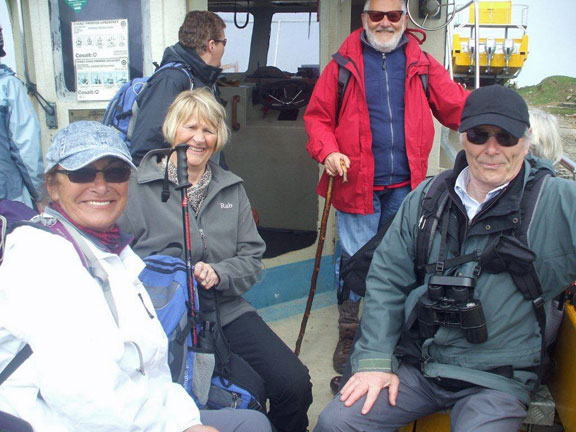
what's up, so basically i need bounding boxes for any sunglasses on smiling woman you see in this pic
[465,127,520,147]
[54,165,132,183]
[364,10,405,23]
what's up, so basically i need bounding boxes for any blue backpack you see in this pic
[139,255,266,411]
[102,62,192,147]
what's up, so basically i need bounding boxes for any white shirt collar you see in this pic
[454,167,509,220]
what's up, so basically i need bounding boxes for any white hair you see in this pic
[363,0,407,12]
[528,108,563,165]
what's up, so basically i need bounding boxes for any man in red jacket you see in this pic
[304,0,468,379]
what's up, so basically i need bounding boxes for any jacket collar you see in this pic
[162,43,222,86]
[446,150,530,230]
[136,148,242,190]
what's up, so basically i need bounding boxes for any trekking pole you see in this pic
[174,143,199,345]
[295,161,347,356]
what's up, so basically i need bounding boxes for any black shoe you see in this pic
[330,375,342,395]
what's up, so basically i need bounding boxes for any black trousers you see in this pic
[223,312,313,432]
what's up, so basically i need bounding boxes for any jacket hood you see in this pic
[161,43,222,86]
[0,64,15,79]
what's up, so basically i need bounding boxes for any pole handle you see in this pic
[175,144,192,189]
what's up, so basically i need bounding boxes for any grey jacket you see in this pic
[119,149,266,326]
[352,153,576,403]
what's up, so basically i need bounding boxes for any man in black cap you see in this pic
[315,84,576,432]
[0,25,44,209]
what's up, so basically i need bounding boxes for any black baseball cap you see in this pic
[459,85,530,139]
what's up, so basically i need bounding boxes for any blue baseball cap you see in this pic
[45,121,136,173]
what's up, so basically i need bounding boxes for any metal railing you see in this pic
[560,155,576,181]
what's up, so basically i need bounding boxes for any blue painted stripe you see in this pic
[243,255,335,309]
[258,290,337,322]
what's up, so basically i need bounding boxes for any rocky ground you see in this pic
[555,115,576,179]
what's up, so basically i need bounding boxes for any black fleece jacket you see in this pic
[130,43,222,165]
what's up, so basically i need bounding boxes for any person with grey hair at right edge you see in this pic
[528,108,563,166]
[315,84,576,432]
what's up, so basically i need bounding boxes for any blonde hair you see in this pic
[529,108,563,165]
[162,88,229,153]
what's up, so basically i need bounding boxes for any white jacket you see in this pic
[0,225,201,431]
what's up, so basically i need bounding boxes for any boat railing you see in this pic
[560,155,576,181]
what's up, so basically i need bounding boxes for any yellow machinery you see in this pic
[550,300,576,432]
[451,1,529,85]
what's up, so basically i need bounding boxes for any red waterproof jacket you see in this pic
[304,28,468,214]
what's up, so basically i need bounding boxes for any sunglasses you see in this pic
[466,127,520,147]
[213,38,227,46]
[364,10,405,23]
[55,165,132,183]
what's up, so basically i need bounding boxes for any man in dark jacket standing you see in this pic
[304,0,467,376]
[130,11,226,165]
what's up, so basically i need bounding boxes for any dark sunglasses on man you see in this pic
[364,10,405,23]
[466,127,520,147]
[55,163,132,183]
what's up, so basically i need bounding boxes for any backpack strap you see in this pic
[0,344,32,386]
[420,52,431,100]
[332,52,359,125]
[506,171,551,388]
[415,170,452,283]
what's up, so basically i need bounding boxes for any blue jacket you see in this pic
[0,64,43,207]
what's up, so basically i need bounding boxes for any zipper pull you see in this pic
[199,228,207,250]
[138,293,155,319]
[382,53,387,70]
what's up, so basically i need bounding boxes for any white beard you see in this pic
[365,20,406,53]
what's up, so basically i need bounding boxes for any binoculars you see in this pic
[417,275,488,344]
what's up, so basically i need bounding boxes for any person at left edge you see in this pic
[0,25,44,209]
[0,120,271,432]
[119,88,313,432]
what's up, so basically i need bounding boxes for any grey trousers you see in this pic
[315,364,527,432]
[200,408,272,432]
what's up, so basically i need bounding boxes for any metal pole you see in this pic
[474,0,480,88]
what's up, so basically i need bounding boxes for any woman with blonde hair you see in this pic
[120,88,313,432]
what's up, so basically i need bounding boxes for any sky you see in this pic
[497,0,576,86]
[1,0,575,87]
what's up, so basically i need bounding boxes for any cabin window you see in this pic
[217,12,254,73]
[48,0,144,100]
[268,12,319,73]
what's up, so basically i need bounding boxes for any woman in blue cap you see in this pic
[0,121,270,432]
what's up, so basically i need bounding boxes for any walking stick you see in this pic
[295,162,347,356]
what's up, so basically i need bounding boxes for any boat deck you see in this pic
[260,290,339,430]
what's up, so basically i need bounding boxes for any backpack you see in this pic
[139,255,266,411]
[102,60,192,147]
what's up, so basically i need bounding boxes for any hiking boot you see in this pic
[332,300,359,373]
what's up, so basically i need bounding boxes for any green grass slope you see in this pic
[518,76,576,115]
